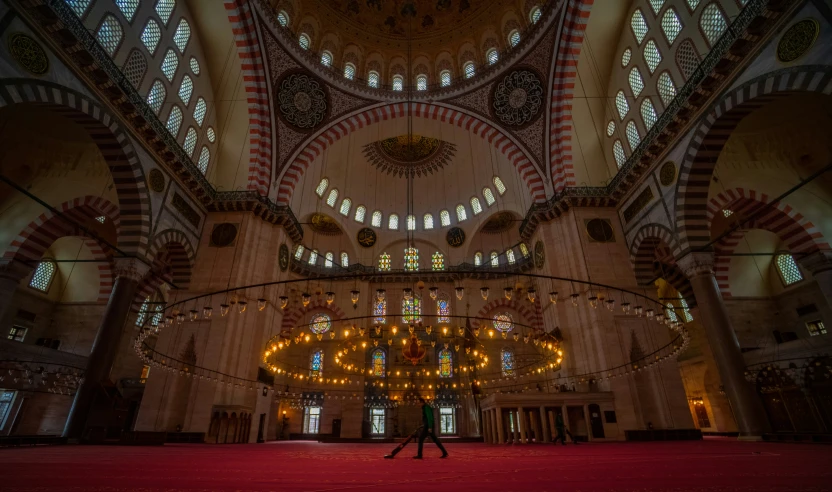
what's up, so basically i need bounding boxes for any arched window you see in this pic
[679,293,693,323]
[155,0,175,25]
[294,245,305,259]
[440,70,451,87]
[440,210,451,226]
[615,91,629,120]
[626,120,640,150]
[665,302,678,323]
[641,99,657,129]
[161,48,178,81]
[183,127,197,156]
[628,67,644,97]
[97,15,123,56]
[141,19,162,54]
[404,247,419,271]
[136,294,165,327]
[193,97,207,126]
[372,349,386,376]
[490,251,499,267]
[392,75,403,91]
[402,295,422,324]
[321,51,333,67]
[324,251,334,268]
[648,0,665,15]
[424,213,434,230]
[530,6,542,24]
[613,140,626,168]
[166,106,183,136]
[388,214,399,230]
[483,188,496,206]
[326,189,339,207]
[474,252,483,266]
[470,197,483,215]
[501,348,516,376]
[371,211,383,228]
[520,243,530,257]
[508,30,521,47]
[643,40,662,73]
[368,70,379,87]
[456,204,467,222]
[277,10,290,27]
[436,294,451,322]
[173,18,190,52]
[776,254,804,286]
[432,252,445,271]
[486,48,498,65]
[344,63,356,80]
[493,176,507,195]
[66,0,92,17]
[189,57,200,75]
[661,8,683,45]
[494,313,514,332]
[416,74,427,91]
[147,80,166,114]
[374,298,387,323]
[178,75,193,105]
[463,62,475,79]
[631,9,648,45]
[315,178,329,197]
[298,33,311,49]
[354,205,366,223]
[406,214,416,231]
[378,252,391,271]
[340,252,349,268]
[308,249,318,265]
[29,260,56,292]
[438,349,453,378]
[606,120,616,137]
[339,198,352,216]
[309,349,323,377]
[506,248,516,265]
[122,49,147,88]
[676,40,700,80]
[621,47,632,66]
[700,3,727,47]
[206,127,216,143]
[657,71,676,107]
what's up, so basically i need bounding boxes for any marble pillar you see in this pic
[518,407,527,443]
[540,406,550,442]
[495,407,504,444]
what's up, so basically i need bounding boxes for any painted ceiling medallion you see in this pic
[481,212,514,234]
[277,73,328,130]
[777,19,819,63]
[8,33,49,75]
[363,134,456,178]
[309,213,342,235]
[492,69,544,127]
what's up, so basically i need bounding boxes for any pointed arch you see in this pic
[627,223,694,307]
[146,229,197,289]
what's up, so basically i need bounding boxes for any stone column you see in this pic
[482,410,490,443]
[799,250,832,307]
[0,259,33,325]
[495,407,504,444]
[540,406,550,442]
[64,258,149,439]
[561,404,570,434]
[517,407,527,443]
[583,404,593,441]
[678,252,770,439]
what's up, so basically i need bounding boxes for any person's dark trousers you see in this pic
[554,427,567,445]
[565,428,579,443]
[416,427,447,456]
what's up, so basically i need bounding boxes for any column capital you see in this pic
[113,258,150,282]
[797,250,832,276]
[677,252,716,279]
[0,258,34,282]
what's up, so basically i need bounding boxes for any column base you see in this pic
[737,435,764,442]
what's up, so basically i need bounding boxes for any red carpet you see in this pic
[1,438,830,491]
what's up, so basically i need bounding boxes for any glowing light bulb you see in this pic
[504,287,512,300]
[279,296,289,309]
[549,291,558,304]
[257,298,267,311]
[480,287,489,300]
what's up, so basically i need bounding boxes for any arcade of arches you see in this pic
[0,0,831,470]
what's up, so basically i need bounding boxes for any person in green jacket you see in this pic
[554,411,579,445]
[414,398,448,459]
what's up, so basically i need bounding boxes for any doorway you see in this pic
[588,404,605,438]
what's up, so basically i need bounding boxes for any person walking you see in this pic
[414,398,448,459]
[553,411,579,445]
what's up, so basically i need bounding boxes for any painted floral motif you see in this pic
[492,69,543,127]
[277,73,327,129]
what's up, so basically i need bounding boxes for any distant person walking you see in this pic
[414,398,448,459]
[554,412,579,445]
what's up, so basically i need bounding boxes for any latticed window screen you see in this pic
[206,127,216,142]
[392,76,403,91]
[470,197,483,215]
[641,99,658,129]
[156,0,176,25]
[277,11,289,27]
[464,62,475,78]
[530,7,542,23]
[628,68,644,97]
[506,249,516,265]
[423,214,434,230]
[490,251,499,267]
[178,75,193,105]
[326,189,338,207]
[166,106,183,136]
[615,91,629,120]
[308,250,318,265]
[354,206,366,223]
[197,147,210,174]
[520,243,530,257]
[294,245,304,259]
[141,20,162,54]
[440,71,451,87]
[66,0,92,17]
[29,261,55,292]
[324,252,333,268]
[115,0,140,21]
[648,0,665,15]
[509,30,521,47]
[344,64,356,80]
[341,252,349,267]
[371,211,382,227]
[416,75,427,91]
[440,210,451,226]
[700,3,727,47]
[183,127,197,156]
[776,254,804,285]
[368,71,379,87]
[388,214,399,230]
[483,188,496,206]
[147,80,166,114]
[631,9,648,44]
[122,50,147,88]
[339,198,352,216]
[173,19,191,52]
[299,34,310,49]
[190,57,200,75]
[643,40,662,73]
[657,71,676,106]
[687,0,701,9]
[161,49,178,81]
[456,204,467,222]
[607,120,616,137]
[679,294,694,322]
[661,8,683,45]
[487,49,498,65]
[97,15,123,56]
[675,40,699,80]
[320,51,332,66]
[315,178,328,197]
[194,98,207,126]
[493,176,506,194]
[626,121,640,150]
[474,252,483,266]
[613,140,626,168]
[406,214,416,230]
[621,48,631,66]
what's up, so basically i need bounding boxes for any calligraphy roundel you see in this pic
[357,227,377,248]
[446,227,466,248]
[279,244,289,271]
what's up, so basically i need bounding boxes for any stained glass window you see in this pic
[432,252,445,271]
[437,296,450,323]
[661,8,683,45]
[494,313,514,332]
[368,71,379,87]
[378,253,391,271]
[641,99,657,129]
[179,75,193,105]
[506,249,516,265]
[166,106,183,136]
[197,147,210,174]
[190,57,200,75]
[155,0,175,25]
[372,349,386,376]
[339,198,352,216]
[326,189,338,207]
[501,348,516,376]
[493,176,506,194]
[309,349,323,377]
[406,214,416,231]
[161,49,178,81]
[194,97,207,126]
[631,9,648,45]
[470,197,483,215]
[308,249,318,265]
[629,68,644,97]
[456,204,467,222]
[483,188,496,206]
[440,70,451,87]
[657,72,676,107]
[344,63,356,80]
[404,247,419,271]
[374,298,387,324]
[615,91,629,120]
[354,205,366,223]
[66,0,92,17]
[474,252,483,266]
[310,314,331,334]
[341,252,349,267]
[294,245,304,259]
[416,75,427,91]
[388,214,399,230]
[509,30,521,47]
[299,33,310,49]
[277,10,289,27]
[626,121,640,151]
[643,40,662,74]
[392,75,403,91]
[520,243,530,257]
[438,349,453,378]
[324,252,334,268]
[173,18,191,52]
[321,51,333,67]
[490,251,499,267]
[700,3,727,47]
[402,296,422,324]
[183,127,197,156]
[372,211,383,228]
[613,140,626,168]
[776,254,803,286]
[29,260,55,292]
[316,178,329,197]
[486,48,498,65]
[463,62,475,79]
[424,213,434,230]
[97,15,123,56]
[115,0,139,20]
[440,210,451,226]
